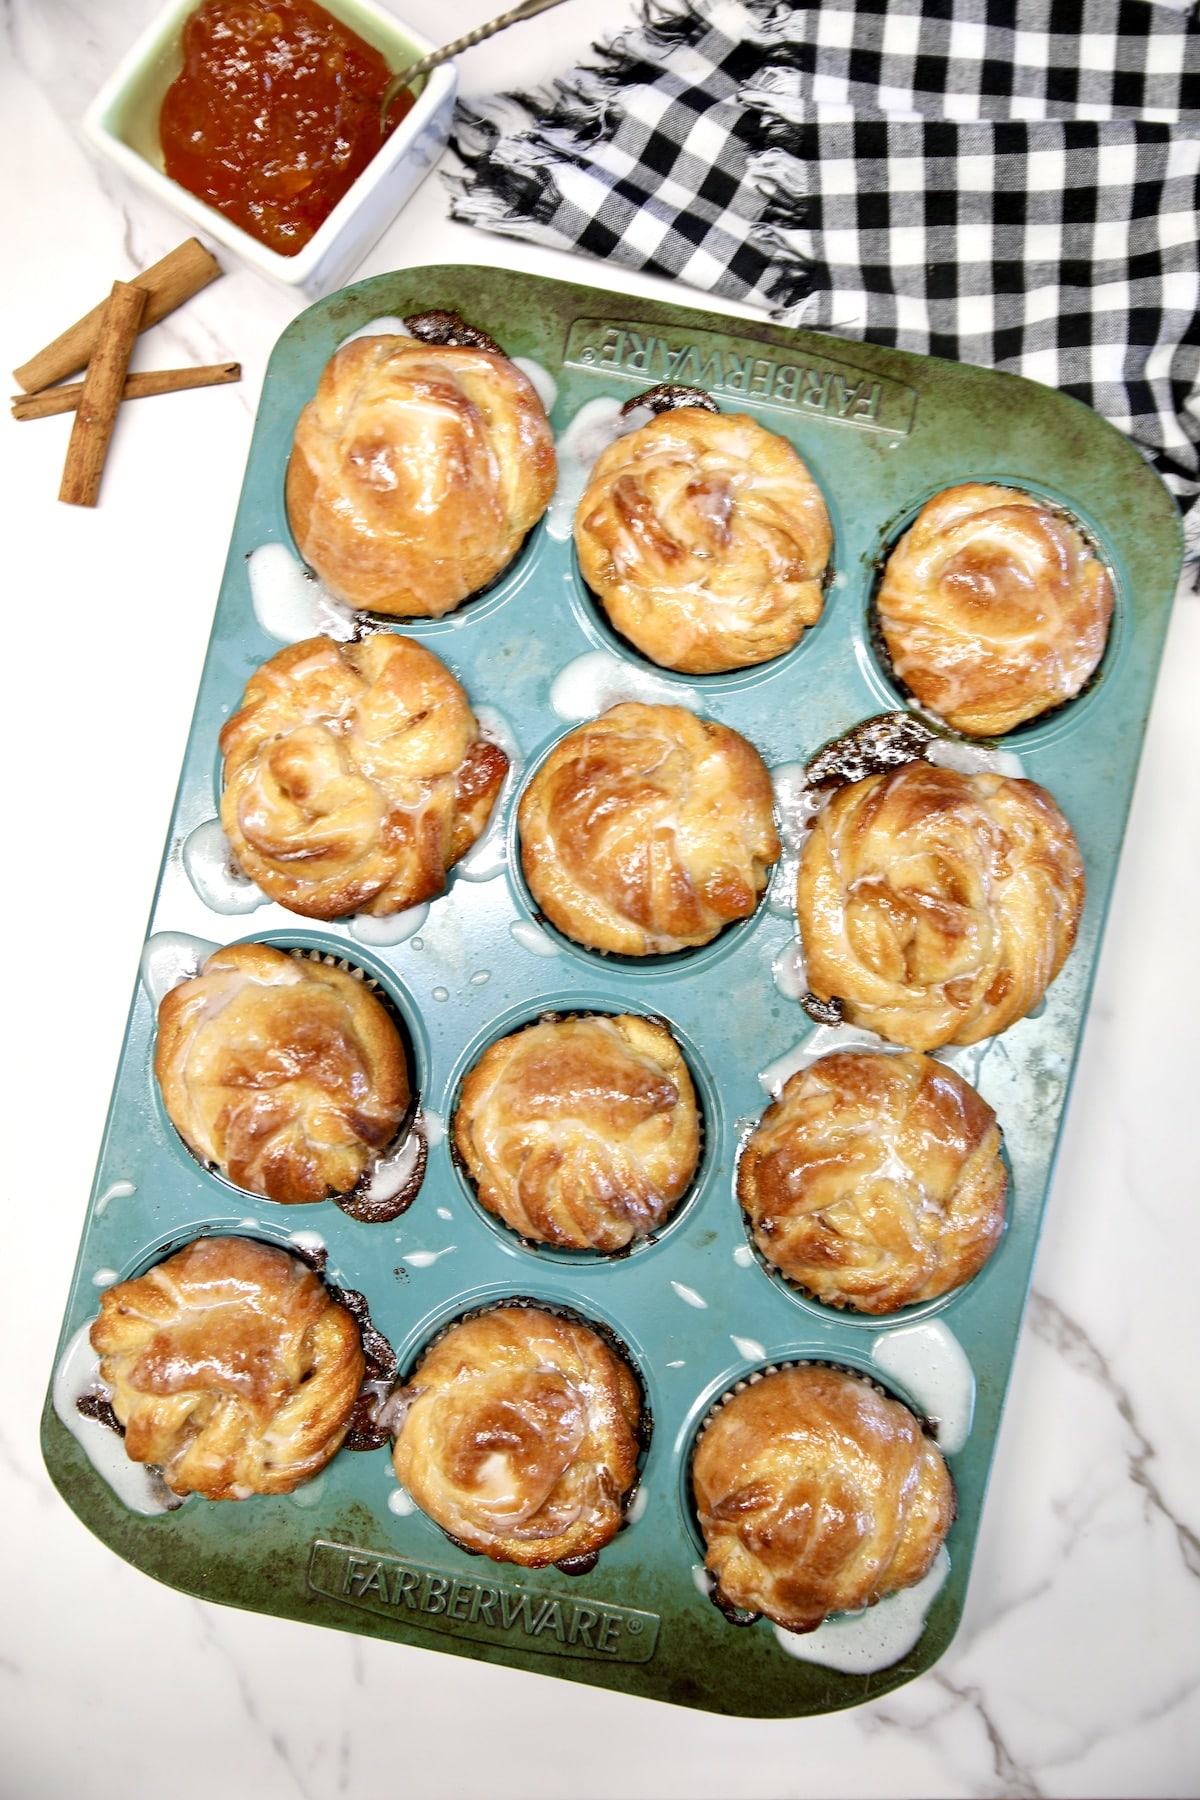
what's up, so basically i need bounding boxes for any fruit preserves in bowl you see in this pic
[82,0,456,295]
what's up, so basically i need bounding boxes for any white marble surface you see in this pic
[3,2,1199,1795]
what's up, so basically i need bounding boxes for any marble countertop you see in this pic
[3,2,1198,1795]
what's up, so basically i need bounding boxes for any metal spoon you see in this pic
[380,0,574,123]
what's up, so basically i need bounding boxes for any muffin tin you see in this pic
[41,266,1183,1717]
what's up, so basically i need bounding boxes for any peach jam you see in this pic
[159,0,415,256]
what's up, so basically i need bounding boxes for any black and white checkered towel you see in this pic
[446,0,1200,556]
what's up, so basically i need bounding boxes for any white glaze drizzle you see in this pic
[544,396,629,541]
[509,919,561,958]
[549,650,701,722]
[773,1547,950,1673]
[336,316,413,347]
[625,1485,650,1525]
[403,1246,456,1269]
[435,1206,454,1221]
[871,1320,976,1453]
[364,1133,423,1204]
[182,819,269,916]
[91,1269,119,1288]
[94,1179,135,1217]
[767,861,800,919]
[772,938,808,1001]
[732,1245,755,1268]
[139,932,220,1010]
[456,706,524,882]
[248,542,357,644]
[421,1110,447,1148]
[287,1229,327,1257]
[52,1324,181,1516]
[691,1563,715,1597]
[768,760,827,916]
[758,1024,893,1097]
[511,356,557,415]
[388,1485,418,1516]
[671,1281,708,1310]
[349,904,429,947]
[731,1335,766,1361]
[925,738,1024,779]
[772,762,825,853]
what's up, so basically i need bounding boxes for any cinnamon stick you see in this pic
[13,238,221,394]
[13,362,241,421]
[58,281,147,508]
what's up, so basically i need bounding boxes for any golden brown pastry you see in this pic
[574,408,832,673]
[518,702,780,955]
[90,1237,365,1500]
[391,1306,642,1567]
[220,633,508,920]
[737,1051,1006,1311]
[796,760,1084,1048]
[876,483,1114,736]
[453,1014,700,1250]
[286,335,557,617]
[155,942,409,1204]
[692,1364,954,1632]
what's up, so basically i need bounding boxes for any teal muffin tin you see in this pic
[41,266,1183,1717]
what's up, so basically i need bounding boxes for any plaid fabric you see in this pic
[446,0,1200,552]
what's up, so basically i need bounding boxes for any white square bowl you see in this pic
[83,0,457,296]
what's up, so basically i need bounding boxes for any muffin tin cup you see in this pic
[864,479,1125,748]
[62,1226,399,1500]
[680,1354,935,1546]
[679,1356,956,1648]
[146,930,430,1219]
[42,267,1182,1718]
[393,1289,655,1498]
[445,996,716,1266]
[731,1094,1016,1328]
[508,726,781,978]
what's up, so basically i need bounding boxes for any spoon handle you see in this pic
[381,0,573,117]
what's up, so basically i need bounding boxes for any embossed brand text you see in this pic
[308,1541,659,1663]
[565,320,915,435]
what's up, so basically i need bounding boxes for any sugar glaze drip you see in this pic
[52,1325,182,1516]
[773,1547,949,1673]
[872,1321,975,1454]
[182,819,268,915]
[549,650,700,722]
[247,542,357,644]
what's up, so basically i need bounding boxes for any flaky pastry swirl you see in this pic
[737,1051,1006,1311]
[155,942,410,1204]
[391,1307,642,1567]
[286,335,557,617]
[90,1237,365,1500]
[518,703,780,955]
[220,634,508,920]
[692,1365,954,1632]
[876,483,1114,736]
[575,409,832,673]
[453,1013,700,1250]
[796,761,1084,1048]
